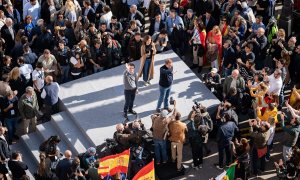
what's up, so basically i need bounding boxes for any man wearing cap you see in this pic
[83,147,97,170]
[151,109,171,164]
[168,109,187,171]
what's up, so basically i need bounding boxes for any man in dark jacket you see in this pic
[156,59,174,112]
[128,33,142,61]
[0,126,11,162]
[222,40,236,77]
[83,0,96,23]
[215,113,238,169]
[8,151,28,179]
[56,150,73,180]
[149,14,166,36]
[1,18,15,54]
[248,27,267,70]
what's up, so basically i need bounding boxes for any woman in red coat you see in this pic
[206,26,222,69]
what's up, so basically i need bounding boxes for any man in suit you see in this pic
[83,0,96,23]
[56,150,73,180]
[128,5,145,28]
[0,126,11,162]
[156,3,168,22]
[8,151,28,179]
[202,10,216,33]
[18,86,39,135]
[1,18,15,55]
[149,13,165,36]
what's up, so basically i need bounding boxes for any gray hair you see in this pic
[25,86,34,94]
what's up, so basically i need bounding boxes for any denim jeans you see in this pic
[153,139,168,163]
[143,59,151,82]
[218,144,232,167]
[124,89,136,112]
[5,117,18,142]
[60,65,70,83]
[156,85,171,110]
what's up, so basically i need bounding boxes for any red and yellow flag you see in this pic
[132,160,155,180]
[98,149,130,178]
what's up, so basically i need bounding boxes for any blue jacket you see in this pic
[165,15,184,35]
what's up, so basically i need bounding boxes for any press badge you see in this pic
[11,110,15,115]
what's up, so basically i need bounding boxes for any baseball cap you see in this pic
[87,147,96,155]
[160,110,168,118]
[211,68,218,74]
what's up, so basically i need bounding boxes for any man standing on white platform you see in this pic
[123,63,138,118]
[41,76,60,120]
[156,59,174,112]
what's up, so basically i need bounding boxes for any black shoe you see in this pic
[128,110,137,115]
[198,66,202,73]
[189,64,198,69]
[123,112,128,118]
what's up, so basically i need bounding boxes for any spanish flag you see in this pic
[132,160,155,180]
[98,149,130,178]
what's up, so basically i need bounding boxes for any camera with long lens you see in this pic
[192,101,202,112]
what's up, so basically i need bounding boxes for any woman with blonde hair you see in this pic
[8,67,26,98]
[64,0,77,23]
[138,35,156,86]
[250,82,269,108]
[206,26,222,67]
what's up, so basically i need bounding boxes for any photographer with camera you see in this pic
[167,99,187,171]
[189,102,213,156]
[249,118,270,176]
[113,123,132,152]
[216,100,238,127]
[202,68,222,99]
[214,113,239,170]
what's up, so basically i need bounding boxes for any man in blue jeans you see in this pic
[156,59,174,113]
[151,109,171,164]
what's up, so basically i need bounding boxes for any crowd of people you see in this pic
[0,0,297,178]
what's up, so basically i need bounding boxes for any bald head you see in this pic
[64,150,72,158]
[45,75,53,83]
[5,18,13,27]
[231,69,239,79]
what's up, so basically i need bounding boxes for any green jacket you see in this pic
[281,119,300,147]
[18,92,39,119]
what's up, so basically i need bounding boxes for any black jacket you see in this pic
[56,158,72,180]
[82,7,96,23]
[1,25,15,54]
[202,16,216,33]
[148,19,165,36]
[8,160,28,179]
[0,137,10,161]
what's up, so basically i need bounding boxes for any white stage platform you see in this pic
[59,50,220,146]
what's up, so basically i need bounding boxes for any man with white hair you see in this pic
[249,27,267,70]
[0,18,15,54]
[18,86,39,134]
[223,69,245,98]
[128,4,145,27]
[23,0,40,25]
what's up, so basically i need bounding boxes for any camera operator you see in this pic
[81,147,97,171]
[113,123,132,152]
[249,119,270,176]
[214,113,239,170]
[203,68,222,99]
[167,100,187,171]
[216,100,238,126]
[189,102,213,156]
[151,109,172,165]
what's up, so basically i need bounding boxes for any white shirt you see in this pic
[267,126,275,145]
[32,69,44,90]
[267,74,283,96]
[23,2,41,25]
[19,64,33,80]
[100,11,112,27]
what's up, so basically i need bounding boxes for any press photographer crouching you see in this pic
[187,102,213,169]
[202,68,222,100]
